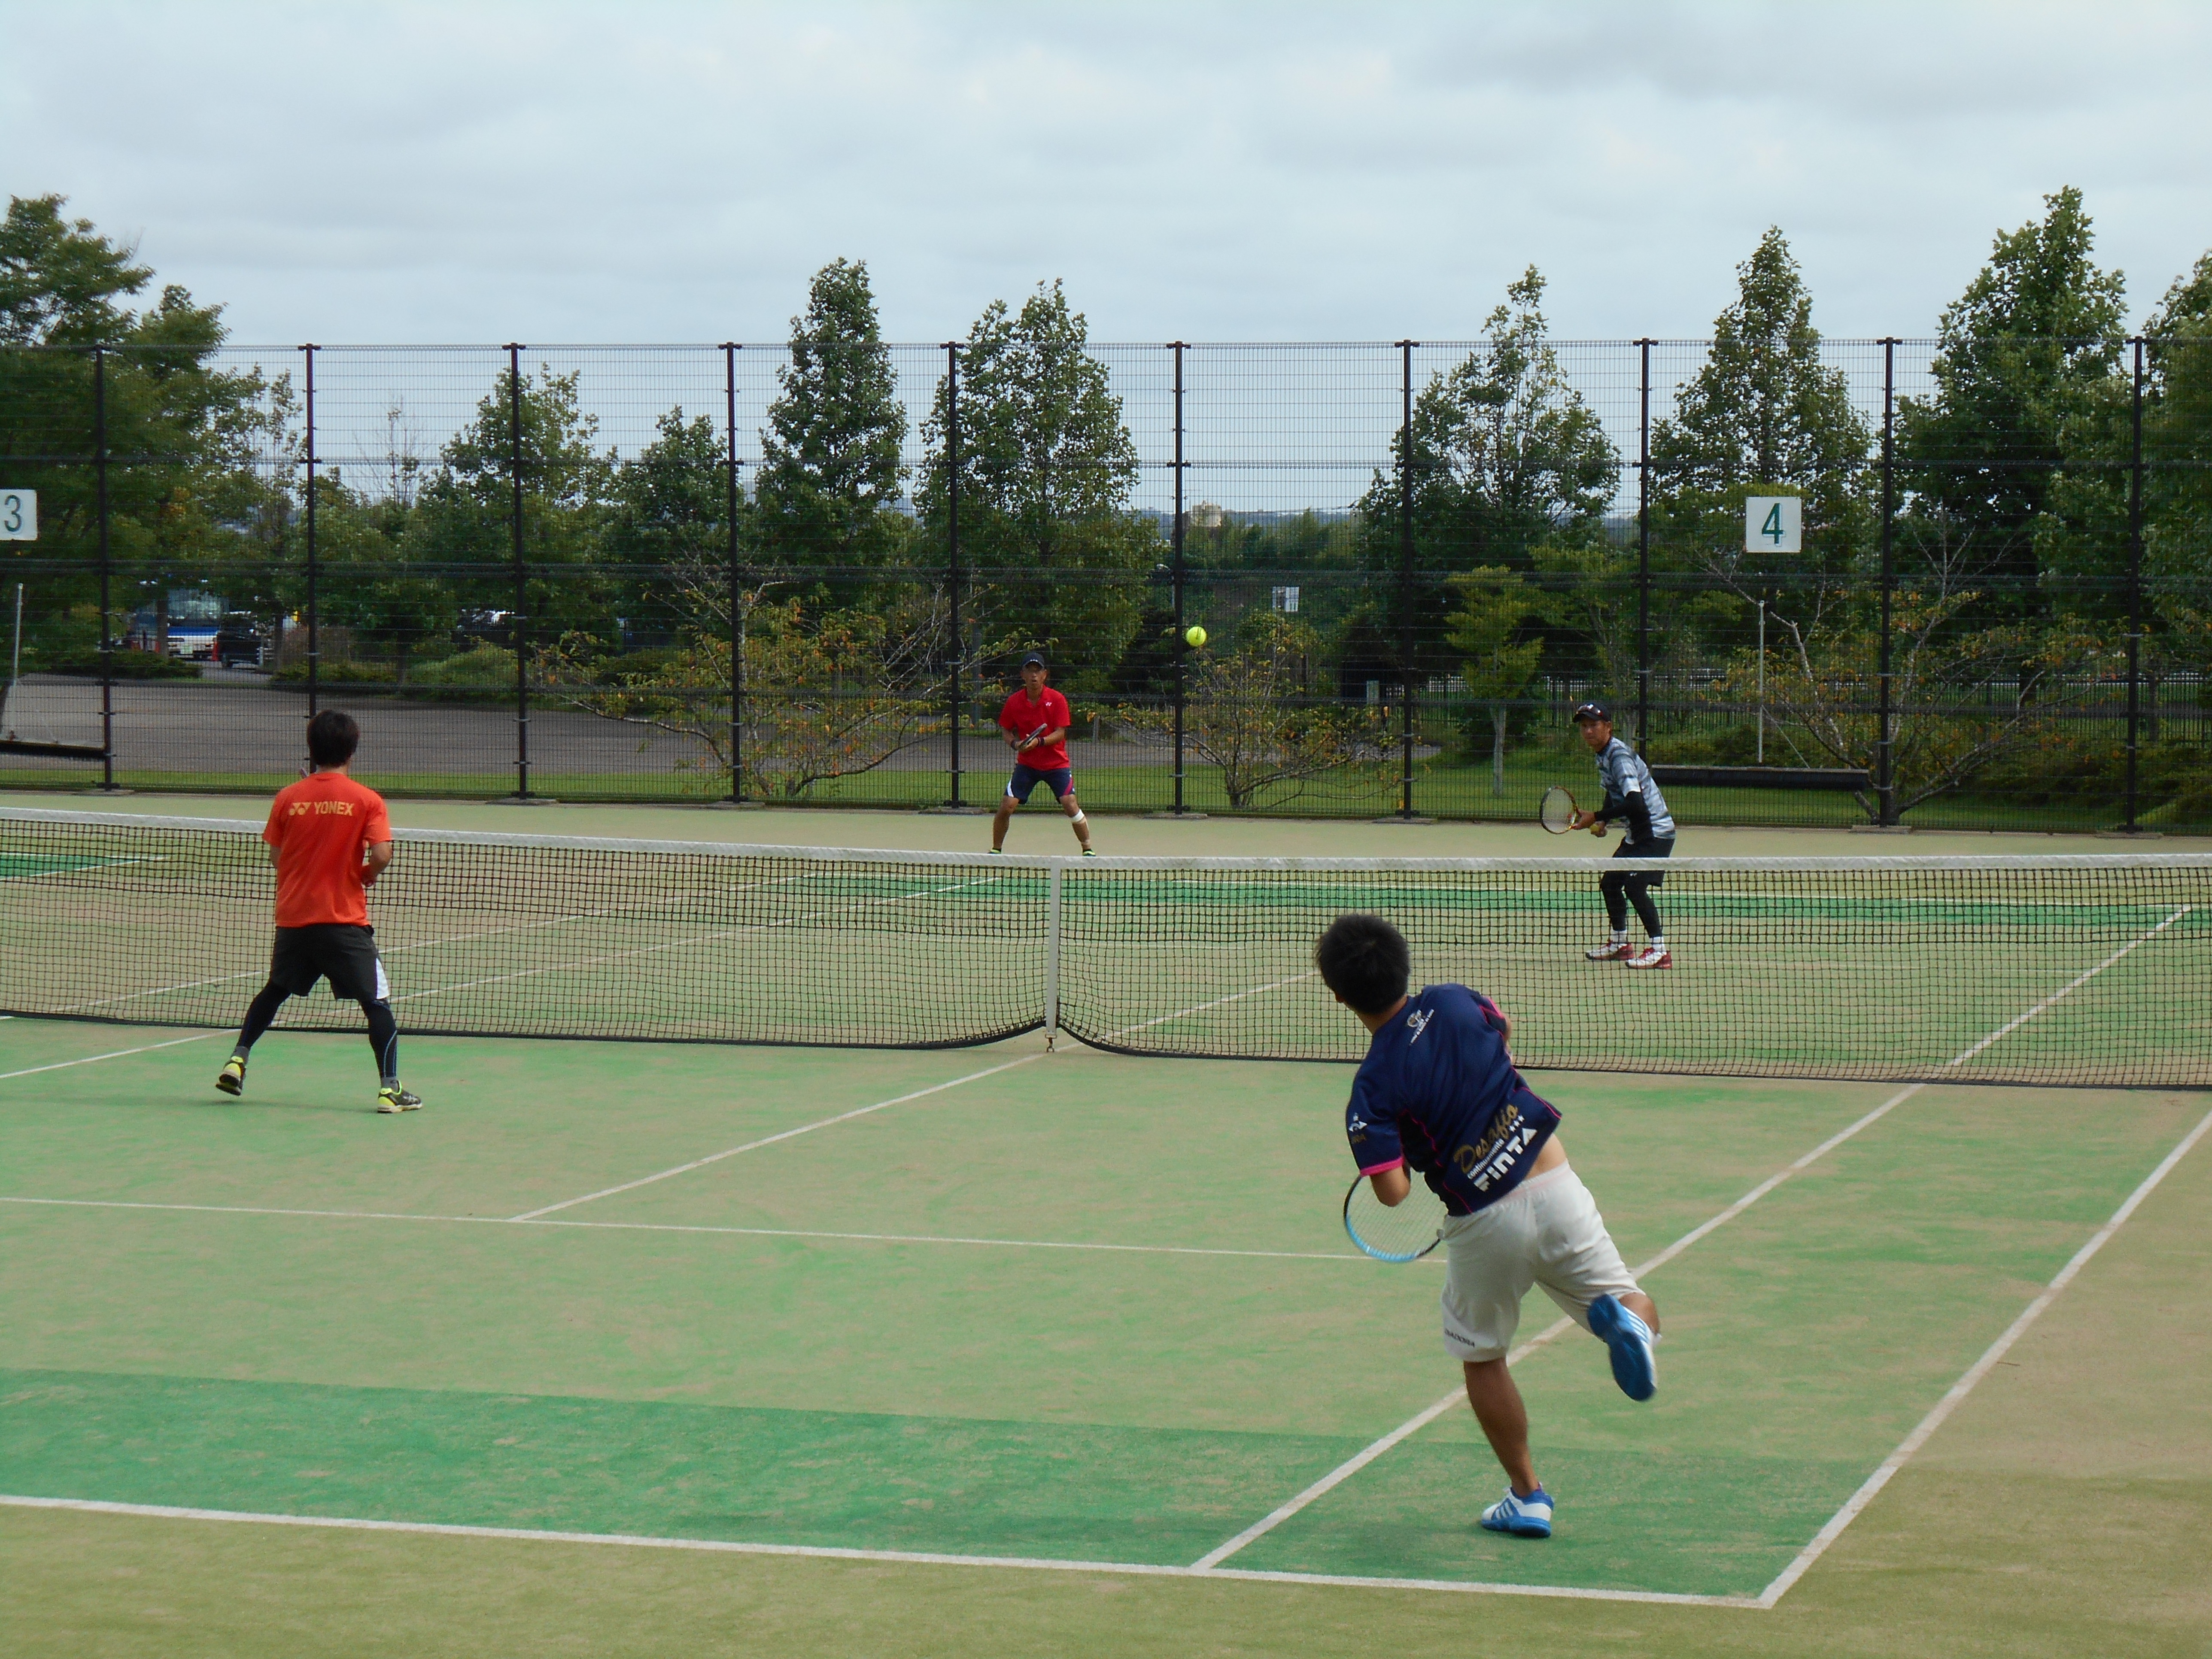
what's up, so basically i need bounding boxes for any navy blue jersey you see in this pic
[1343,984,1561,1216]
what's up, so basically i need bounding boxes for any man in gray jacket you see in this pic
[1568,702,1674,969]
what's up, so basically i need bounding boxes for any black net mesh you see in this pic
[4,808,2206,1086]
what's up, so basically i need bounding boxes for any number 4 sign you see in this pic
[1744,495,1800,553]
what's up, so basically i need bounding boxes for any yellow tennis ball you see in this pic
[1185,626,1207,649]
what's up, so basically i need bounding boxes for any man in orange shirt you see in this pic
[214,709,419,1113]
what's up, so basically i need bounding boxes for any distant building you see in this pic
[1188,502,1225,529]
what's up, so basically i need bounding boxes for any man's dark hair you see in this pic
[306,708,361,768]
[1314,913,1410,1015]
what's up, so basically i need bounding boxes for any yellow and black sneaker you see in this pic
[375,1086,423,1114]
[215,1057,246,1097]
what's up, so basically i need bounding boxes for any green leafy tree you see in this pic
[602,406,736,669]
[920,282,1158,691]
[402,365,617,666]
[1353,268,1618,679]
[1445,567,1544,793]
[1,194,284,661]
[1649,228,1873,607]
[754,259,911,589]
[1900,187,2128,607]
[2142,252,2212,691]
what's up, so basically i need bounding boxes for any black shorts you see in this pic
[1610,834,1674,888]
[269,924,391,1003]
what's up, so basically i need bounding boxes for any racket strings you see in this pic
[1344,1176,1448,1262]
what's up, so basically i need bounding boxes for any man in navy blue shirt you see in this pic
[1317,912,1661,1540]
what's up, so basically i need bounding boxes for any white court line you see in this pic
[1190,900,2196,1574]
[508,1054,1048,1220]
[0,1495,1753,1605]
[0,1031,224,1083]
[1753,1100,2212,1608]
[0,1194,1367,1265]
[513,965,1327,1221]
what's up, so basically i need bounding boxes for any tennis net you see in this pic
[3,807,2206,1087]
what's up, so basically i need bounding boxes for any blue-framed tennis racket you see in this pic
[1343,1174,1447,1263]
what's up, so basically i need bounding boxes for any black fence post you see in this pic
[724,341,744,803]
[507,343,530,799]
[1878,337,1896,825]
[1171,340,1187,815]
[94,346,114,791]
[2125,334,2145,832]
[1635,337,1652,753]
[945,341,964,808]
[1397,338,1417,818]
[303,343,319,720]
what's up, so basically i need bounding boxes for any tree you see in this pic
[1899,187,2128,608]
[753,259,911,588]
[920,282,1158,691]
[1445,567,1544,793]
[1116,614,1392,810]
[1352,268,1618,679]
[402,365,617,660]
[1649,228,1873,605]
[0,195,284,659]
[2142,251,2212,686]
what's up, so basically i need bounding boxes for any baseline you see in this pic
[0,1495,1753,1608]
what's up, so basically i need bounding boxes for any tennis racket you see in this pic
[1539,785,1578,834]
[1343,1173,1448,1263]
[1011,723,1048,752]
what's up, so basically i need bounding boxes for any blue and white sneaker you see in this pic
[1588,1293,1657,1401]
[1479,1486,1553,1539]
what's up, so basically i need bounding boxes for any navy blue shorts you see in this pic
[1006,764,1074,802]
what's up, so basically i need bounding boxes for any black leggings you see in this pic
[1600,839,1672,937]
[237,981,400,1081]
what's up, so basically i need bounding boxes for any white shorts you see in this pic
[1437,1163,1641,1363]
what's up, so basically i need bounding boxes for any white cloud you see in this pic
[3,0,2207,344]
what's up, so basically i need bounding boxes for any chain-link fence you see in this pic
[3,334,2207,831]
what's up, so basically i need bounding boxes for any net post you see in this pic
[94,345,115,791]
[1044,860,1063,1051]
[2125,335,2144,833]
[507,343,531,800]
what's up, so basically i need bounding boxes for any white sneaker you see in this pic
[1479,1486,1554,1538]
[1585,940,1632,961]
[1624,945,1672,970]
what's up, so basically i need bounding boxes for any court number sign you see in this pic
[0,489,34,541]
[1744,495,1800,554]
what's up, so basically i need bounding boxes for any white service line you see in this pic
[507,1054,1047,1220]
[0,1030,223,1082]
[1753,1100,2212,1609]
[0,1193,1369,1265]
[1188,898,2196,1576]
[0,1494,1754,1605]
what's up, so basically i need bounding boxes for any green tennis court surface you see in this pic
[3,1013,2206,1624]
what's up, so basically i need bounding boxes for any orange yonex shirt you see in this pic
[262,771,392,927]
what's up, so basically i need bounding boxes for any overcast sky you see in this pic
[6,1,2209,347]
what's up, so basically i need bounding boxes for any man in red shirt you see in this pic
[214,708,420,1113]
[991,653,1094,855]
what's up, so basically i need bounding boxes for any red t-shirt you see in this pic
[998,687,1072,771]
[262,772,393,927]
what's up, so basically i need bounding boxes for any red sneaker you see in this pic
[1584,941,1632,961]
[1624,946,1672,970]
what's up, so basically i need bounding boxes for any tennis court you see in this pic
[3,805,2209,1656]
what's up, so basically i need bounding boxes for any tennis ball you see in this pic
[1185,626,1208,649]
